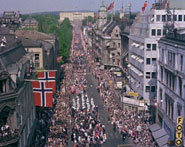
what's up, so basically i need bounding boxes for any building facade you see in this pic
[59,12,94,22]
[128,9,185,106]
[0,27,36,147]
[157,30,185,141]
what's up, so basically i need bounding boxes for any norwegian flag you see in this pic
[32,81,53,107]
[106,2,114,12]
[57,56,63,63]
[37,71,56,93]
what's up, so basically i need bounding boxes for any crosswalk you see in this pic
[72,93,95,111]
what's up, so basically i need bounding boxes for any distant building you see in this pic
[97,1,107,29]
[0,11,21,30]
[15,30,58,70]
[0,27,36,147]
[59,11,94,22]
[21,17,38,30]
[157,29,185,141]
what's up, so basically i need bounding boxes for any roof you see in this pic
[15,30,56,41]
[102,21,117,34]
[19,37,42,48]
[0,43,26,69]
[99,1,106,11]
[22,17,38,25]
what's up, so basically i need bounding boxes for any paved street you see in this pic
[85,71,135,147]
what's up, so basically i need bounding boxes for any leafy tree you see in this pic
[21,14,72,63]
[82,16,96,26]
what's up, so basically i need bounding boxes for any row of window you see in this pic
[160,67,183,97]
[146,43,157,51]
[159,89,182,118]
[161,49,184,71]
[156,14,185,22]
[146,58,157,65]
[146,72,157,79]
[145,86,156,92]
[151,29,162,36]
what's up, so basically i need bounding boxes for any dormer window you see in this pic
[0,79,9,93]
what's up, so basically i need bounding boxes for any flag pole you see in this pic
[24,79,52,82]
[32,70,57,72]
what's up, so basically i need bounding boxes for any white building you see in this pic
[128,8,185,106]
[157,29,185,141]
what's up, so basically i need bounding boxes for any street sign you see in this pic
[128,92,138,97]
[175,116,183,146]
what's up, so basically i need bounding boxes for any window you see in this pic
[184,15,185,21]
[146,72,150,79]
[151,29,156,36]
[152,58,156,64]
[146,86,150,92]
[168,51,175,67]
[179,77,182,96]
[161,66,163,81]
[159,89,163,107]
[152,44,157,51]
[157,29,161,36]
[162,48,164,62]
[156,15,161,21]
[146,58,151,64]
[118,43,120,48]
[162,15,166,22]
[177,104,182,116]
[171,100,174,120]
[167,15,171,21]
[151,86,156,92]
[112,53,115,56]
[178,15,182,21]
[163,29,167,36]
[180,55,183,71]
[35,54,39,61]
[152,72,157,78]
[146,44,151,51]
[173,15,177,21]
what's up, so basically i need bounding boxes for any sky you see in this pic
[0,0,155,14]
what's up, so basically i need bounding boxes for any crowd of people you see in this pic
[0,123,18,142]
[70,39,107,146]
[86,49,158,147]
[33,63,73,147]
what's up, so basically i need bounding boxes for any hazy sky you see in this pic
[0,0,155,14]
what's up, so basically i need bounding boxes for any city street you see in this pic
[67,21,135,147]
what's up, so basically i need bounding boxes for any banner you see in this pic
[37,71,56,93]
[32,81,53,107]
[106,2,114,12]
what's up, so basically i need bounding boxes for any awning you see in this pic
[156,135,169,147]
[151,128,169,147]
[152,128,167,140]
[149,123,161,132]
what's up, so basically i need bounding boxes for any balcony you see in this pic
[130,43,144,57]
[0,132,19,146]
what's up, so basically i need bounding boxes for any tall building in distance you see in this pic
[97,1,107,29]
[128,3,185,107]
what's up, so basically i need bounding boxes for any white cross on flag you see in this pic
[32,81,53,107]
[37,71,56,93]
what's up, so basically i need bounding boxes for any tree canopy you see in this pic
[21,14,72,63]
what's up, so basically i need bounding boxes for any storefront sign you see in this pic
[175,116,183,146]
[128,92,138,97]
